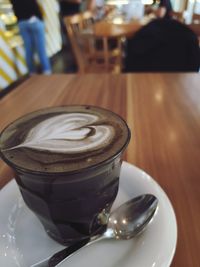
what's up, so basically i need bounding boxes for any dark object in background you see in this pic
[10,0,42,20]
[58,0,81,47]
[59,0,81,16]
[124,19,200,72]
[159,0,173,19]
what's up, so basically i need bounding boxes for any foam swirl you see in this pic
[7,113,115,153]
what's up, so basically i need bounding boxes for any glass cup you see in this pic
[0,106,130,245]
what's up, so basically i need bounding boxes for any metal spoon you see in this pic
[32,194,158,267]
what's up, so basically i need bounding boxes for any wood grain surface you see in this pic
[93,20,142,38]
[0,73,200,266]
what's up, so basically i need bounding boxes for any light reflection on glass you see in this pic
[122,219,127,224]
[153,205,159,218]
[1,197,24,266]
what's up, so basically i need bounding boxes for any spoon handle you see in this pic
[31,238,90,267]
[49,238,90,267]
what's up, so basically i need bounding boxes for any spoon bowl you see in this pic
[106,194,158,240]
[32,194,158,267]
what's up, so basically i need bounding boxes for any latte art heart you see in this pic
[8,113,115,153]
[0,106,130,173]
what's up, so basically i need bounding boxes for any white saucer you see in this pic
[0,162,177,267]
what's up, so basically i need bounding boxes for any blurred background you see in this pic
[0,0,200,91]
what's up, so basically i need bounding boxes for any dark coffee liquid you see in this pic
[0,106,130,245]
[15,160,120,244]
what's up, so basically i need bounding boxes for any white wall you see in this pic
[171,0,187,12]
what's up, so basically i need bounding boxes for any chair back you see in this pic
[82,11,95,28]
[64,13,123,73]
[192,14,200,24]
[190,14,200,42]
[171,11,184,23]
[64,14,87,73]
[188,23,200,36]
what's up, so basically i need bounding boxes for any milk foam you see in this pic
[8,113,115,153]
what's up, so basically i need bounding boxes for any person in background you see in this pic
[87,0,110,20]
[156,0,173,19]
[10,0,51,75]
[124,19,200,72]
[58,0,82,16]
[58,0,82,49]
[122,0,144,21]
[145,0,172,19]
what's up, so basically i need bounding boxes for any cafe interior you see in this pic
[0,0,200,89]
[0,0,200,267]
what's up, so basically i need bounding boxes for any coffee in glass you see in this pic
[0,105,130,245]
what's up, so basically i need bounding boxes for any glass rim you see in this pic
[0,105,131,176]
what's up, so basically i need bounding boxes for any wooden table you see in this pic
[93,20,143,38]
[80,19,145,72]
[0,73,200,266]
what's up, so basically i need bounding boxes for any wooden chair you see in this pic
[82,11,123,71]
[188,14,200,46]
[171,11,184,23]
[188,24,200,46]
[192,13,200,24]
[63,14,88,73]
[82,11,95,28]
[63,13,123,73]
